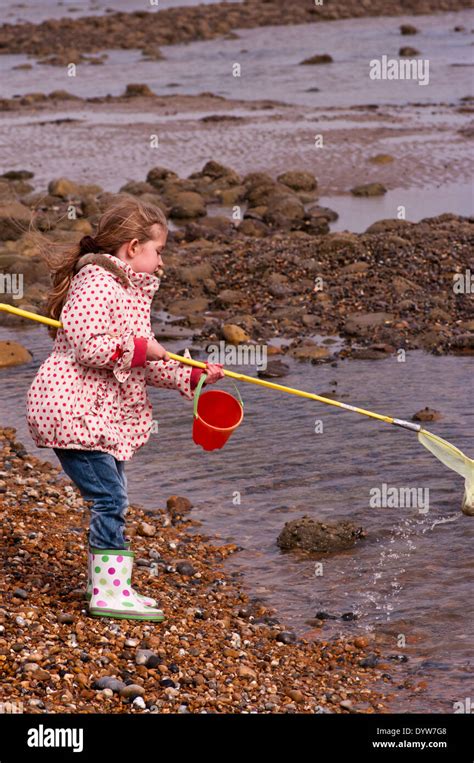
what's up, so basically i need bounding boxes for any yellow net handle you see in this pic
[0,302,421,431]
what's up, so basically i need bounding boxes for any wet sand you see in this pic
[1,92,472,209]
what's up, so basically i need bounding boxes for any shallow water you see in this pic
[1,0,238,26]
[2,10,473,104]
[0,324,472,711]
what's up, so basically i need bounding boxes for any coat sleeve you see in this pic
[144,347,200,400]
[60,269,136,383]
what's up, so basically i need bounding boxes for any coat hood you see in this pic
[74,252,161,299]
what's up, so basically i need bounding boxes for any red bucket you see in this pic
[192,373,244,451]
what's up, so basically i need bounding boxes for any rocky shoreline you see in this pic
[0,0,471,64]
[0,163,472,367]
[0,426,394,713]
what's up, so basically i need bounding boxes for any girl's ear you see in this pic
[128,238,139,256]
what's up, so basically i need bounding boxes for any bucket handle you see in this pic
[193,368,244,419]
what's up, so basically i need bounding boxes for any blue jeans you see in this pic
[53,448,128,550]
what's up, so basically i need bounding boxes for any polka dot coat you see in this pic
[26,252,197,461]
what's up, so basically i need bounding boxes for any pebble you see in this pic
[276,631,296,644]
[120,684,145,700]
[138,521,156,537]
[133,696,146,709]
[135,649,156,666]
[58,613,74,624]
[92,676,126,693]
[359,654,379,668]
[340,699,353,710]
[13,588,28,599]
[176,561,196,576]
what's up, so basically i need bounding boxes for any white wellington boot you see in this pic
[88,548,165,621]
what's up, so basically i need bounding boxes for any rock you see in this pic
[190,160,241,187]
[33,668,51,681]
[175,262,213,285]
[133,696,146,709]
[1,169,34,180]
[221,324,251,345]
[315,611,337,620]
[305,204,338,222]
[138,521,156,537]
[217,185,246,205]
[299,54,333,65]
[57,613,74,624]
[176,561,196,577]
[238,665,257,679]
[450,334,474,355]
[146,166,179,188]
[167,495,193,513]
[276,631,297,644]
[359,654,379,668]
[0,201,32,240]
[135,649,157,666]
[263,194,305,226]
[216,289,247,306]
[119,684,145,700]
[123,83,155,97]
[285,688,304,702]
[340,699,353,710]
[172,297,209,316]
[341,612,358,621]
[350,182,387,197]
[399,46,420,56]
[23,662,40,673]
[0,341,32,368]
[92,676,126,693]
[13,588,28,599]
[277,516,365,553]
[277,171,317,192]
[340,262,369,274]
[288,339,330,361]
[343,312,394,336]
[412,407,443,422]
[119,180,156,196]
[141,46,164,60]
[351,347,392,360]
[400,24,418,35]
[237,219,270,237]
[365,218,415,234]
[257,360,290,378]
[48,177,82,198]
[169,191,206,219]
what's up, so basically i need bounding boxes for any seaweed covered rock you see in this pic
[277,516,365,553]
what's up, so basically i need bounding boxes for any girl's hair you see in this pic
[31,194,168,338]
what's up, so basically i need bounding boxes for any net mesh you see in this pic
[418,429,474,516]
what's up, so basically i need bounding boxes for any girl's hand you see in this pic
[146,338,170,362]
[203,362,225,385]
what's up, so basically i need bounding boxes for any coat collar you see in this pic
[74,252,161,299]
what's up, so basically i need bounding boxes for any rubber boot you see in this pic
[89,548,165,621]
[85,541,158,608]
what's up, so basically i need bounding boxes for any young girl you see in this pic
[26,195,225,622]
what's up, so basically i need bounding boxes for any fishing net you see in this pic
[418,429,474,516]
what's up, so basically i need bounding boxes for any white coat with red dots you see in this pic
[26,252,201,461]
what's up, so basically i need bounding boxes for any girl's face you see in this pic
[122,223,168,275]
